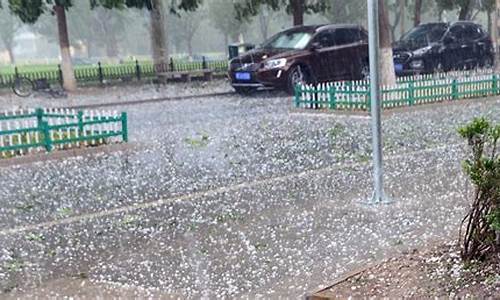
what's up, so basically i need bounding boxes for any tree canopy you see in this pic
[436,0,495,20]
[235,0,330,25]
[5,0,202,24]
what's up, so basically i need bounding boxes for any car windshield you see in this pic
[399,24,448,48]
[261,31,312,50]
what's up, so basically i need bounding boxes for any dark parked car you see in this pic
[228,24,369,94]
[393,21,494,76]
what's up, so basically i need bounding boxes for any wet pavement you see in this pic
[1,86,500,298]
[0,79,233,111]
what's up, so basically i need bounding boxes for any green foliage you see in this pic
[458,117,500,261]
[209,0,248,43]
[4,0,202,24]
[235,0,330,21]
[458,117,490,140]
[184,133,210,148]
[7,0,47,23]
[435,0,495,19]
[322,0,365,24]
[328,123,345,140]
[487,209,500,231]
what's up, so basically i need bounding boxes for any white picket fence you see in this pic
[0,107,126,159]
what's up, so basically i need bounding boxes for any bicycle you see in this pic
[12,77,67,98]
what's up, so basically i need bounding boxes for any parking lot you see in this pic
[1,85,500,298]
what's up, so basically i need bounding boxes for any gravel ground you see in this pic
[1,84,500,298]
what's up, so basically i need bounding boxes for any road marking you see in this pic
[0,143,463,236]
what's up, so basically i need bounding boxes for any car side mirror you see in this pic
[310,42,321,51]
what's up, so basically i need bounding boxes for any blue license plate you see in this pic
[235,72,251,80]
[394,63,403,72]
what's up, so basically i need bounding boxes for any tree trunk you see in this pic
[390,3,402,42]
[105,34,119,59]
[379,0,396,86]
[494,0,500,71]
[291,0,304,26]
[101,16,119,59]
[187,38,193,58]
[224,34,229,56]
[414,0,422,26]
[150,0,168,72]
[459,0,473,20]
[6,46,15,64]
[54,5,77,92]
[259,10,269,40]
[86,39,93,59]
[400,0,405,38]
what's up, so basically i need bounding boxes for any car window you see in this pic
[448,25,465,41]
[399,23,448,48]
[314,30,335,48]
[464,24,482,40]
[261,31,313,50]
[334,29,361,45]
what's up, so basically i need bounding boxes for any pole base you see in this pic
[362,190,393,205]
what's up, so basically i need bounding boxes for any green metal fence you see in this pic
[0,108,128,158]
[0,58,229,88]
[295,70,500,111]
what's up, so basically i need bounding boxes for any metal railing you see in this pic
[0,58,229,88]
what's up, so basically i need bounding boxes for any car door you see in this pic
[309,30,336,82]
[333,28,368,80]
[442,24,469,70]
[464,24,487,67]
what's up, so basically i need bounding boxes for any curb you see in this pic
[304,259,387,300]
[0,142,139,168]
[293,95,500,118]
[63,91,235,110]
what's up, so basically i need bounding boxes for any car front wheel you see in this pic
[287,65,311,95]
[481,56,494,69]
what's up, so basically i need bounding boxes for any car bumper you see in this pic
[229,68,287,89]
[395,68,425,76]
[231,82,265,88]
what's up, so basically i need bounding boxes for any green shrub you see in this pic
[458,117,500,261]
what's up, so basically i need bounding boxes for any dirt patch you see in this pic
[312,244,500,298]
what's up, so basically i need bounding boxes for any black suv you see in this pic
[393,21,494,75]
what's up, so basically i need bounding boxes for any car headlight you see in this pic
[410,60,424,69]
[412,46,432,57]
[263,58,287,70]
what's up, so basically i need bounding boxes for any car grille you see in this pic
[393,52,411,63]
[230,62,260,72]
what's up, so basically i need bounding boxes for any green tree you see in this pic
[235,0,330,26]
[435,0,485,20]
[209,0,249,54]
[322,0,366,25]
[111,0,202,70]
[170,8,204,57]
[0,0,22,63]
[7,0,77,91]
[325,0,395,84]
